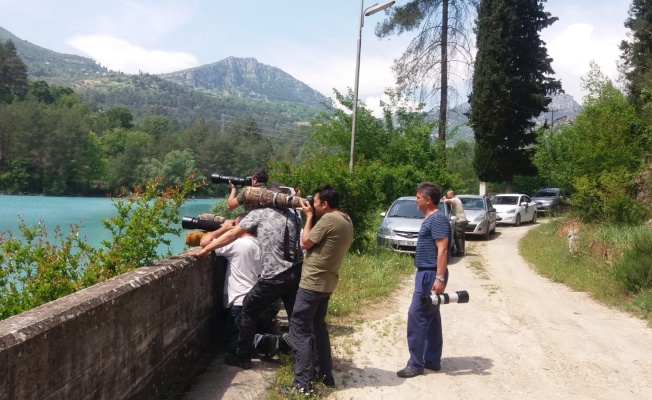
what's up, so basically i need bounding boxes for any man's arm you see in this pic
[226,181,240,210]
[199,219,235,248]
[299,199,316,250]
[432,237,448,294]
[187,225,246,259]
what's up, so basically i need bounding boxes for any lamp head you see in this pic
[364,1,395,16]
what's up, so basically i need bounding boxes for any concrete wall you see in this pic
[0,253,226,400]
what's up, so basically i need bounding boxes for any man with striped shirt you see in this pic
[397,182,451,378]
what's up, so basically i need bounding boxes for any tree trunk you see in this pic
[437,0,449,144]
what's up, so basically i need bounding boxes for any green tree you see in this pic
[376,0,476,142]
[0,40,28,103]
[468,0,561,192]
[619,0,652,116]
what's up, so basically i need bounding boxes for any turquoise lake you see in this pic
[0,195,220,257]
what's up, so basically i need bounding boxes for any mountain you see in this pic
[442,93,582,144]
[1,26,326,128]
[159,57,327,107]
[0,26,108,84]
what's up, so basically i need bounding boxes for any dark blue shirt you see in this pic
[414,210,451,269]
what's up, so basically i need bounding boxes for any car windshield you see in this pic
[387,200,424,218]
[460,197,485,210]
[492,196,518,205]
[534,190,559,197]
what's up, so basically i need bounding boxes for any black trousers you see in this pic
[236,264,301,359]
[454,220,468,254]
[290,288,332,389]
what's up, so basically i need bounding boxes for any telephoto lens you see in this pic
[420,290,469,307]
[181,216,223,231]
[210,173,252,187]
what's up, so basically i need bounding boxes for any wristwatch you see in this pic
[435,275,445,282]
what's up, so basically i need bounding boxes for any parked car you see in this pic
[490,194,537,226]
[457,195,497,240]
[531,187,564,215]
[377,196,457,254]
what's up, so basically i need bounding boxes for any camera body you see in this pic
[211,173,252,187]
[181,216,223,231]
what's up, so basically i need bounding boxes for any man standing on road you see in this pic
[397,182,451,378]
[443,189,467,256]
[189,184,303,369]
[286,184,353,393]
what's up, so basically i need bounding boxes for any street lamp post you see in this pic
[349,0,395,172]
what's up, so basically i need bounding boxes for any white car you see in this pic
[490,194,537,226]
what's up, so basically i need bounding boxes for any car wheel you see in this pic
[514,213,521,227]
[531,212,537,224]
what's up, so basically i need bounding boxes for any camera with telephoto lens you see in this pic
[305,195,314,206]
[181,216,223,231]
[420,290,469,307]
[211,173,252,187]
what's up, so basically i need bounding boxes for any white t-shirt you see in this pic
[214,236,262,308]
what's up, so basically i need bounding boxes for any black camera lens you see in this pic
[211,173,252,187]
[181,216,223,231]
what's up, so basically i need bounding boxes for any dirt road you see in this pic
[327,224,652,400]
[183,223,652,399]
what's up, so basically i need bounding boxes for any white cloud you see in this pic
[68,35,198,74]
[547,22,623,102]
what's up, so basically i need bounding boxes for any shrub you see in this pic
[615,228,652,292]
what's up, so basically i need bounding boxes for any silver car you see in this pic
[376,196,456,254]
[457,195,497,240]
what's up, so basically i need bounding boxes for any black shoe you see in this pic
[397,366,423,378]
[424,362,441,371]
[257,334,279,359]
[224,353,252,369]
[278,332,292,354]
[313,374,336,388]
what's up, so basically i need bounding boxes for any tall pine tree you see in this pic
[0,40,28,103]
[619,0,652,115]
[468,0,561,192]
[376,0,475,143]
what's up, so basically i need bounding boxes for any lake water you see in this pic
[0,195,220,257]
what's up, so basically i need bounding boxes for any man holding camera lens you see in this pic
[190,183,303,369]
[227,167,268,210]
[285,185,353,392]
[397,182,451,378]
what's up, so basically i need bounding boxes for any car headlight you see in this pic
[473,214,486,223]
[377,226,392,236]
[506,208,517,214]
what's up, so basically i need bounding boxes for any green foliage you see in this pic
[619,0,652,117]
[615,228,652,292]
[535,64,649,223]
[468,0,561,188]
[0,176,200,320]
[446,140,479,194]
[0,40,29,103]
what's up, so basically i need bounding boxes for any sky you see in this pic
[0,0,633,112]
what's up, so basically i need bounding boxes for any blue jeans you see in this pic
[406,268,448,370]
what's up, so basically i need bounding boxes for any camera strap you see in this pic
[283,210,301,262]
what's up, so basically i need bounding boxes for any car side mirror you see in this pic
[380,211,386,217]
[521,202,528,207]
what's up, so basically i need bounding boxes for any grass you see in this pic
[519,217,652,326]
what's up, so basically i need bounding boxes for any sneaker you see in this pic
[396,365,423,378]
[224,353,252,369]
[278,333,292,354]
[424,362,441,371]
